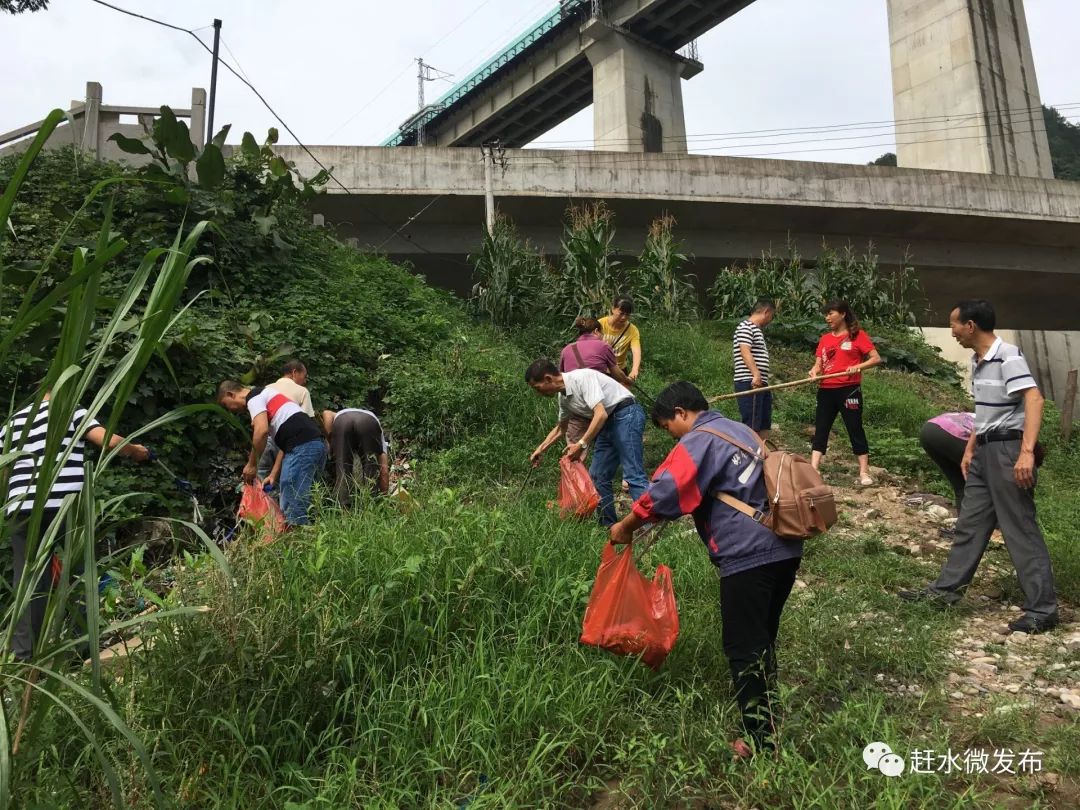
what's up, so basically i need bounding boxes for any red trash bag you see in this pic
[580,542,679,669]
[238,480,286,544]
[558,456,600,520]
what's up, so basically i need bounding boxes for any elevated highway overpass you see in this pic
[276,145,1080,331]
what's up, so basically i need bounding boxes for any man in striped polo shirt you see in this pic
[732,298,775,440]
[2,392,151,661]
[900,300,1058,634]
[217,380,327,527]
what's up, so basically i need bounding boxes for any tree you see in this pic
[869,152,897,167]
[0,0,49,12]
[1044,105,1080,181]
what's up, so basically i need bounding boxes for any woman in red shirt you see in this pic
[808,299,882,486]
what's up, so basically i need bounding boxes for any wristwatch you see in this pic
[577,440,588,451]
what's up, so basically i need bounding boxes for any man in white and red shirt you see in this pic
[217,380,326,526]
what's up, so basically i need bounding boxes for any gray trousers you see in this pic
[10,509,62,661]
[930,439,1057,619]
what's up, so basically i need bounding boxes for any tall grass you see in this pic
[0,110,226,809]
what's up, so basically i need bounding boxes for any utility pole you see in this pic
[415,58,452,146]
[481,141,505,236]
[207,18,222,142]
[482,144,495,236]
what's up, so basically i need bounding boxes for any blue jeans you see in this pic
[280,439,327,526]
[590,404,648,526]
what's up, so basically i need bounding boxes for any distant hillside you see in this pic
[870,105,1080,179]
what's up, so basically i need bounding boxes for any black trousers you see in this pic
[10,509,62,662]
[812,386,869,456]
[919,422,968,509]
[720,557,800,746]
[330,411,383,507]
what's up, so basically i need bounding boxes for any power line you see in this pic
[86,0,465,263]
[499,117,1076,167]
[324,0,500,141]
[527,100,1080,148]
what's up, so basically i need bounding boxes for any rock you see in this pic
[1004,683,1022,694]
[908,543,922,557]
[968,663,998,676]
[924,504,952,521]
[863,508,882,520]
[1038,772,1060,788]
[1059,691,1080,710]
[950,691,965,700]
[1064,634,1080,652]
[970,656,998,665]
[793,579,808,590]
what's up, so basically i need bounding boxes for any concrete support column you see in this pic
[887,0,1053,178]
[190,87,207,149]
[582,18,701,153]
[81,81,102,156]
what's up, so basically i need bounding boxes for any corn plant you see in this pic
[468,216,548,328]
[632,214,697,321]
[557,202,622,317]
[0,110,229,809]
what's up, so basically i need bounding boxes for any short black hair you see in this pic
[281,359,306,376]
[954,299,996,332]
[613,295,634,315]
[651,380,709,425]
[525,358,559,383]
[752,297,775,314]
[216,380,246,401]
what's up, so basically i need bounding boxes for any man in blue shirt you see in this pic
[610,381,803,757]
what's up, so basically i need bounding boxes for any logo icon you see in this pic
[863,742,906,778]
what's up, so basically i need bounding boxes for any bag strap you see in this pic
[691,425,766,460]
[691,425,768,523]
[571,342,586,370]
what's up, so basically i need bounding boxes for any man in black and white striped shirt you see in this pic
[732,298,775,439]
[2,393,150,661]
[900,300,1058,634]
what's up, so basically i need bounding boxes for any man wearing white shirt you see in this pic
[525,360,647,526]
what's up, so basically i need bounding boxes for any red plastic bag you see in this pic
[238,481,286,544]
[580,542,679,669]
[558,456,600,520]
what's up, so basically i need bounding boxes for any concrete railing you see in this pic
[0,81,206,162]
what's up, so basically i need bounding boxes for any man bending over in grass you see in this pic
[2,391,151,662]
[525,360,648,527]
[321,407,390,506]
[609,381,803,758]
[217,380,326,527]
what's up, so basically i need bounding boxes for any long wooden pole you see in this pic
[708,370,863,403]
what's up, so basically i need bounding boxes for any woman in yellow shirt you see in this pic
[598,296,641,381]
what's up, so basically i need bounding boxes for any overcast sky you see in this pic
[2,0,1078,164]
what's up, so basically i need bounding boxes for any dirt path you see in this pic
[828,463,1080,805]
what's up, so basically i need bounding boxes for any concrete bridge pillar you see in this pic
[887,0,1053,178]
[582,17,701,153]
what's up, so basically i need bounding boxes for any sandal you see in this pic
[857,475,874,487]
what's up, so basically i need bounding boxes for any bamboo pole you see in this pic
[708,370,862,403]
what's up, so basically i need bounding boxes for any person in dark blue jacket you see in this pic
[610,381,803,757]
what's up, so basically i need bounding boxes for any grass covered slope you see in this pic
[20,313,1080,808]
